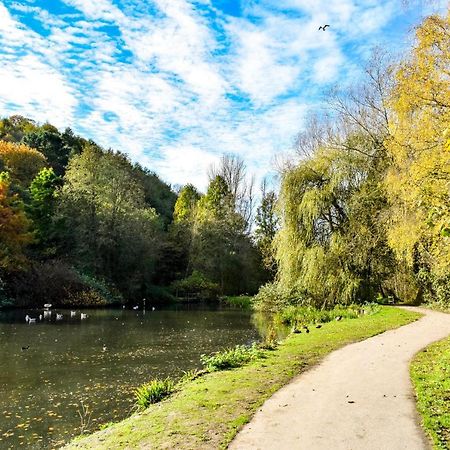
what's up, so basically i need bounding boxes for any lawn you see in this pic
[66,306,420,450]
[411,335,450,449]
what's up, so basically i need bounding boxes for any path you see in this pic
[230,307,450,450]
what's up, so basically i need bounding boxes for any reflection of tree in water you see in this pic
[250,312,289,341]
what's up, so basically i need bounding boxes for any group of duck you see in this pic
[25,305,88,324]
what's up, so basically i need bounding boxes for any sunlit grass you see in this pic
[411,336,450,449]
[134,378,175,410]
[65,306,420,450]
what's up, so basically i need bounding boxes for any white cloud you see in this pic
[0,0,440,191]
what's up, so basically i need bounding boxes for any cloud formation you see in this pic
[0,0,446,190]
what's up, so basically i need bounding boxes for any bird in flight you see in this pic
[319,24,330,31]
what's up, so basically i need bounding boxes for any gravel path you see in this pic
[230,307,450,450]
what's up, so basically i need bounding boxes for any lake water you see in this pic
[0,305,271,449]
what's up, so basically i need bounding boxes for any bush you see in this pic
[170,270,220,300]
[253,282,305,312]
[201,343,264,372]
[6,260,122,307]
[221,295,253,309]
[134,378,175,410]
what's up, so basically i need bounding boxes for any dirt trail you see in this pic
[230,307,450,450]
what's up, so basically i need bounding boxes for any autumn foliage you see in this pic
[0,180,33,270]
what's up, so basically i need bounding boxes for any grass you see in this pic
[65,306,420,450]
[411,336,450,449]
[200,343,264,372]
[134,378,175,410]
[276,302,381,327]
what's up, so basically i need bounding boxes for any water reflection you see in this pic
[0,305,269,449]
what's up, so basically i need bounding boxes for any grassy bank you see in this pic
[411,335,450,449]
[66,306,420,450]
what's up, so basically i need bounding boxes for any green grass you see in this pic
[276,303,381,327]
[65,306,420,450]
[200,343,264,372]
[411,336,450,449]
[134,378,175,410]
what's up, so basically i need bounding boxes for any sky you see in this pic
[0,0,447,191]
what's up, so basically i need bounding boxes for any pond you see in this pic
[0,304,273,449]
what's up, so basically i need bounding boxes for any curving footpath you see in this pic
[230,307,450,450]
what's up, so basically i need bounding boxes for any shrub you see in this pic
[6,260,122,307]
[221,295,253,309]
[170,270,220,300]
[201,343,264,372]
[134,378,175,410]
[253,282,305,312]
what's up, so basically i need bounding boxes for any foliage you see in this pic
[134,378,175,410]
[28,167,61,249]
[0,141,47,187]
[173,184,201,222]
[385,12,450,303]
[0,179,33,270]
[132,164,177,224]
[200,343,264,372]
[170,270,220,299]
[0,115,38,142]
[275,141,394,308]
[59,144,163,297]
[5,260,120,307]
[275,303,381,327]
[189,175,263,295]
[221,295,253,309]
[254,189,278,277]
[411,335,450,449]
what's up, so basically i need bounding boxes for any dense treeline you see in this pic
[0,119,273,308]
[256,11,450,310]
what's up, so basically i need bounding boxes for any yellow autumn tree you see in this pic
[385,10,450,297]
[0,179,33,269]
[0,141,47,187]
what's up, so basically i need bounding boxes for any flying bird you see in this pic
[318,24,330,31]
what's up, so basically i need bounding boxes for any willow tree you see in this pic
[275,138,393,307]
[385,11,450,302]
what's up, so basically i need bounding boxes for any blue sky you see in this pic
[0,0,446,190]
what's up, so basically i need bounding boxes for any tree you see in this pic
[0,141,47,187]
[173,184,201,223]
[28,167,61,250]
[0,116,37,143]
[59,144,162,296]
[208,154,255,228]
[385,11,450,302]
[0,178,33,270]
[254,183,278,277]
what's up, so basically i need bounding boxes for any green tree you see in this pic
[59,144,162,297]
[174,184,201,223]
[255,188,278,277]
[28,167,61,250]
